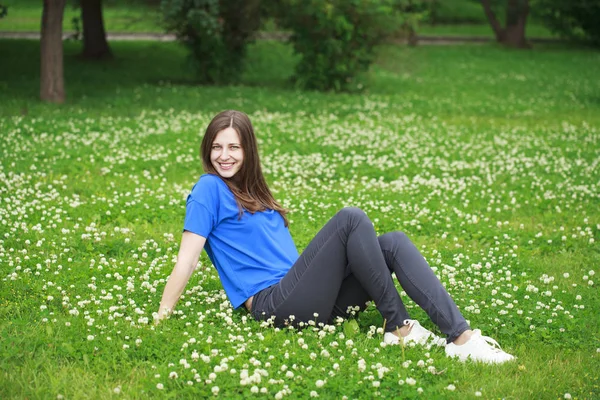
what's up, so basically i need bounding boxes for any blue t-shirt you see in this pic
[183,174,299,309]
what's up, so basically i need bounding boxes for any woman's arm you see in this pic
[155,231,207,324]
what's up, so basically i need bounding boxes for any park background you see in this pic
[1,0,599,398]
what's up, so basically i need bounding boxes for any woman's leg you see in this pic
[326,274,372,324]
[251,207,408,331]
[378,231,470,343]
[327,232,470,343]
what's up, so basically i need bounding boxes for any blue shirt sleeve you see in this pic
[183,175,220,237]
[183,198,214,237]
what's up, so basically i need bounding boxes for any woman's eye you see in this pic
[212,145,220,150]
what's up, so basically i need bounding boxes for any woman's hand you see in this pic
[153,307,171,326]
[155,231,207,323]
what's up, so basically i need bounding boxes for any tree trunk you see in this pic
[40,0,67,103]
[481,0,529,48]
[81,0,112,59]
[503,0,529,48]
[481,0,505,42]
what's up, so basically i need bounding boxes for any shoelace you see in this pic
[473,329,505,353]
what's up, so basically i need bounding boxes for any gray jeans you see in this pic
[250,207,470,343]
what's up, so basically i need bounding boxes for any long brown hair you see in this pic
[200,110,289,226]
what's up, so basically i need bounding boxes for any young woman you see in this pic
[156,110,515,364]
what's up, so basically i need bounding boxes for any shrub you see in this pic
[533,0,600,46]
[161,0,262,84]
[276,0,411,92]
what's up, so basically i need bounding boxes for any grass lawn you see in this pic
[417,23,557,38]
[0,0,163,33]
[0,0,558,39]
[1,38,599,399]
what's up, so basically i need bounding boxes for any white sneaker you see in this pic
[383,319,446,349]
[445,329,515,364]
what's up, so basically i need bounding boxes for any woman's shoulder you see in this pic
[189,174,229,201]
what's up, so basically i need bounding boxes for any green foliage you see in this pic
[533,0,600,46]
[161,0,261,84]
[276,0,423,92]
[0,4,7,19]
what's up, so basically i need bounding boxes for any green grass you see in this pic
[0,0,162,33]
[0,0,558,40]
[417,23,557,38]
[1,39,599,399]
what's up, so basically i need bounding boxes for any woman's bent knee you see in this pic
[378,231,408,250]
[336,207,368,222]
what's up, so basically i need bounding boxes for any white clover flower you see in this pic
[169,371,178,379]
[564,394,572,399]
[475,391,482,397]
[446,384,456,391]
[211,386,219,395]
[87,335,95,341]
[156,383,164,390]
[310,391,319,397]
[316,379,325,388]
[406,377,416,386]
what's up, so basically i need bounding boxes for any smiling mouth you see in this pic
[219,162,235,170]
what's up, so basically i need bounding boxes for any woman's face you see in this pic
[210,127,244,178]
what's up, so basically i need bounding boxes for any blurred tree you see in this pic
[533,0,600,46]
[161,0,262,84]
[40,0,67,103]
[80,0,112,59]
[274,0,413,91]
[481,0,530,48]
[0,4,7,19]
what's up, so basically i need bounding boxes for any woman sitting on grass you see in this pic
[155,110,515,364]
